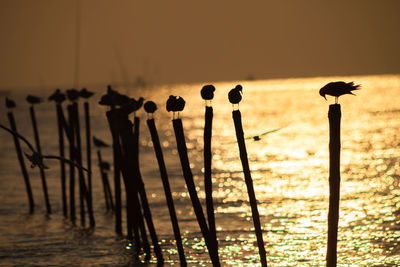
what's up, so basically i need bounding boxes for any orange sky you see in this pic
[1,0,399,90]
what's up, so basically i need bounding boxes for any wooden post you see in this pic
[84,102,93,219]
[326,104,341,267]
[67,104,76,224]
[204,106,217,246]
[97,150,110,211]
[29,106,51,214]
[232,110,267,267]
[7,112,35,213]
[56,104,68,217]
[173,118,220,266]
[147,118,186,266]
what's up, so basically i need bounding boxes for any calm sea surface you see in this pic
[0,75,399,266]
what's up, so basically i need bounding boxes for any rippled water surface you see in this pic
[0,75,399,266]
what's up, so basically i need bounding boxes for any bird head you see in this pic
[235,85,243,94]
[319,87,327,100]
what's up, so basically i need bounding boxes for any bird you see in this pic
[166,95,176,112]
[26,95,42,105]
[175,96,185,112]
[48,89,66,103]
[319,81,361,104]
[121,97,144,114]
[66,89,80,102]
[228,85,243,107]
[80,88,94,99]
[93,136,110,148]
[144,101,157,114]
[99,85,130,107]
[0,124,89,172]
[5,97,16,108]
[166,95,185,118]
[244,127,284,141]
[201,85,215,100]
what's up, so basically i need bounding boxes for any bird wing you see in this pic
[0,124,36,153]
[42,155,89,173]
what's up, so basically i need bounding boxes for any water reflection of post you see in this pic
[5,97,35,213]
[201,85,218,249]
[169,95,221,267]
[145,101,186,266]
[49,89,68,217]
[229,85,267,267]
[27,95,51,214]
[326,104,341,267]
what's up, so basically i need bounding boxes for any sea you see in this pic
[0,74,399,266]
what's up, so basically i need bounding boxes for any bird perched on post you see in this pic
[48,89,66,104]
[26,95,42,105]
[80,88,94,99]
[66,89,80,102]
[201,85,215,100]
[228,85,243,108]
[93,136,109,148]
[144,101,157,114]
[166,95,185,119]
[5,97,16,108]
[319,81,361,104]
[121,97,144,115]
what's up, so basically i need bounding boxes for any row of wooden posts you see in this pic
[2,84,343,266]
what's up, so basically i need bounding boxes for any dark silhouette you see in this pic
[145,100,187,266]
[245,128,284,142]
[93,136,110,148]
[201,85,219,257]
[5,97,16,108]
[26,94,51,214]
[228,85,243,108]
[169,96,221,266]
[4,98,34,213]
[166,95,185,118]
[319,81,361,104]
[326,103,342,266]
[120,97,144,115]
[49,89,68,217]
[26,95,42,104]
[80,88,94,99]
[229,85,268,267]
[0,124,88,172]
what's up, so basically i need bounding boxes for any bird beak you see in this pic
[323,95,327,100]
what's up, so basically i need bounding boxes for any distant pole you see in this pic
[7,110,35,213]
[56,104,68,217]
[84,102,92,215]
[97,150,110,211]
[172,118,220,266]
[147,116,187,266]
[67,104,76,224]
[326,104,341,267]
[29,105,51,214]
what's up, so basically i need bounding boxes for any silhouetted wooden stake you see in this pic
[67,104,76,224]
[29,105,51,214]
[97,150,111,211]
[7,112,35,213]
[133,117,163,264]
[326,104,341,267]
[204,106,217,247]
[232,110,267,267]
[147,118,186,266]
[56,104,68,217]
[173,118,220,267]
[84,102,93,218]
[106,109,122,235]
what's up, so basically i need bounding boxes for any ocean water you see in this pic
[0,74,399,266]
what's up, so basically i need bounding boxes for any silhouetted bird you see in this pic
[5,97,16,108]
[80,88,94,99]
[319,81,361,104]
[166,95,185,118]
[99,85,130,107]
[201,85,215,100]
[26,95,42,105]
[121,97,144,114]
[0,124,88,172]
[144,101,157,114]
[175,96,185,112]
[228,85,243,105]
[166,95,176,112]
[48,89,66,103]
[66,89,80,102]
[93,136,110,148]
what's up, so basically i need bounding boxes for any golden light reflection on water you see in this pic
[0,75,399,265]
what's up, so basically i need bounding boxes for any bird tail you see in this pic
[347,81,361,91]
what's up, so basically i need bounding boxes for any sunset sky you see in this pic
[0,0,399,90]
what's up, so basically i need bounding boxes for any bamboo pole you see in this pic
[7,111,35,213]
[56,104,68,217]
[147,117,187,266]
[326,104,341,267]
[172,118,220,266]
[232,110,267,267]
[29,105,51,214]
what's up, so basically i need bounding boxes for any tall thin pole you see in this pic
[326,104,341,267]
[29,106,51,214]
[56,104,68,217]
[74,0,81,88]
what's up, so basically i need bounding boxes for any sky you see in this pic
[0,0,399,90]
